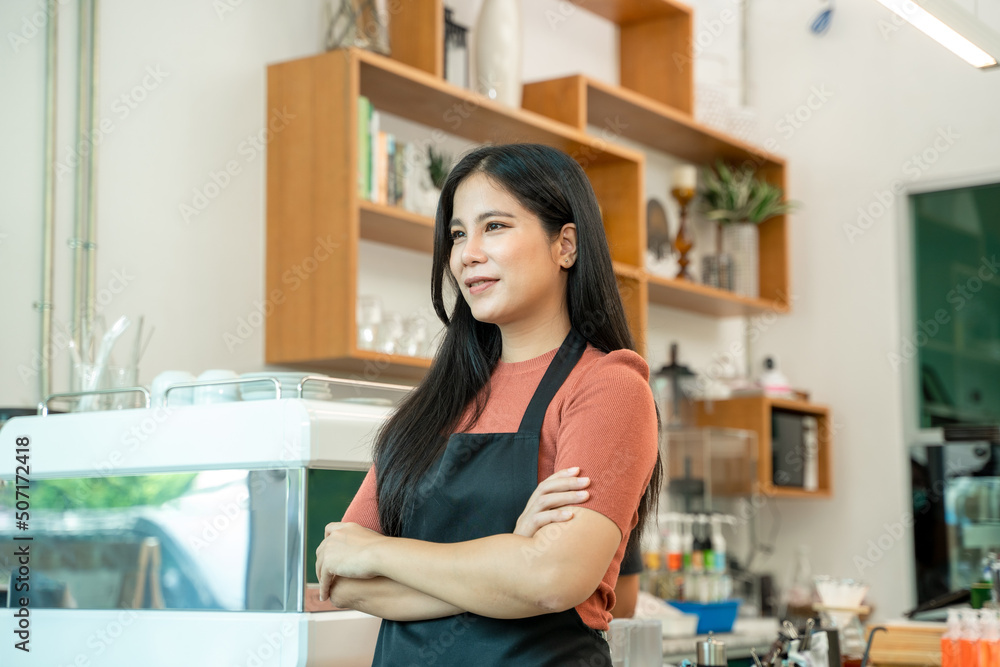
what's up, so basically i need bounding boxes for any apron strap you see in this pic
[517,327,588,435]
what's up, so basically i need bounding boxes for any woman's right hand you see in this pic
[513,466,591,538]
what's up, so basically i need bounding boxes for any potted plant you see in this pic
[699,161,798,298]
[415,145,452,217]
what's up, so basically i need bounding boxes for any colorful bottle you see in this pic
[702,514,716,573]
[959,608,981,667]
[691,515,706,573]
[978,609,999,667]
[710,514,728,574]
[941,608,960,667]
[681,514,694,573]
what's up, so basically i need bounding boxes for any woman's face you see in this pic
[449,172,575,329]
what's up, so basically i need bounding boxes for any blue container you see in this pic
[665,600,741,634]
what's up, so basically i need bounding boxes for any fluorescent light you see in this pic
[875,0,1000,69]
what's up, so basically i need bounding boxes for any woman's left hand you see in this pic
[315,522,385,601]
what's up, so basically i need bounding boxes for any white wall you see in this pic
[4,0,1000,621]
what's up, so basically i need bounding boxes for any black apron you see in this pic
[371,327,614,666]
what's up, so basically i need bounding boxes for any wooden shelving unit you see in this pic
[693,396,832,498]
[647,274,790,317]
[265,0,794,377]
[522,74,790,312]
[266,48,646,376]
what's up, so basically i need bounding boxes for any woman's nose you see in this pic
[461,231,486,265]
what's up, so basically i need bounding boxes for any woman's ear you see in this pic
[559,223,578,268]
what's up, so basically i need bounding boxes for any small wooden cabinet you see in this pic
[694,396,832,498]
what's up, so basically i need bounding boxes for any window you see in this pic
[912,183,1000,428]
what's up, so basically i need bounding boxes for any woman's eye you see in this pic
[449,230,464,241]
[485,222,505,232]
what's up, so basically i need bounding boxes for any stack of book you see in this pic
[357,96,420,211]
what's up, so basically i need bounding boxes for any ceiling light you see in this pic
[875,0,1000,69]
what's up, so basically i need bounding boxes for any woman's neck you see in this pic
[499,313,572,363]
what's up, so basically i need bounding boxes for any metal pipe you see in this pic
[37,0,61,402]
[70,0,99,392]
[86,0,100,342]
[70,0,90,389]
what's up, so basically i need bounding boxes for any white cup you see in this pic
[151,371,197,407]
[194,369,240,404]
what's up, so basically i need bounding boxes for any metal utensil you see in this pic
[800,618,815,651]
[750,648,764,667]
[78,315,131,411]
[130,315,144,370]
[782,620,799,640]
[861,625,887,667]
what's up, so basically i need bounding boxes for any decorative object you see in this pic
[702,254,733,291]
[700,161,798,298]
[413,146,451,218]
[670,165,698,281]
[444,7,470,89]
[427,145,452,190]
[475,0,522,107]
[323,0,390,55]
[647,199,672,259]
[646,198,678,276]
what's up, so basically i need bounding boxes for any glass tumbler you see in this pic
[608,618,632,667]
[376,312,405,355]
[356,295,382,350]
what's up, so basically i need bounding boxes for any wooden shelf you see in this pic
[612,261,644,281]
[580,0,691,23]
[765,486,832,500]
[694,396,833,499]
[281,349,433,382]
[646,273,790,317]
[360,201,435,254]
[357,50,641,166]
[525,74,783,169]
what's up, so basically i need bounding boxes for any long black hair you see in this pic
[373,143,663,550]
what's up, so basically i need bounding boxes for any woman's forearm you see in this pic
[330,576,466,622]
[367,533,559,619]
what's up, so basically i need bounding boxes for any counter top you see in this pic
[662,617,779,664]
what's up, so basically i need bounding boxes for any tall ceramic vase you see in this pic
[722,221,759,298]
[475,0,522,107]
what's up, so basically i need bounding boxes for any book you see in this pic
[369,109,381,203]
[357,96,371,200]
[377,131,388,204]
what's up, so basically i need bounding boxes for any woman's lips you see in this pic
[469,279,498,296]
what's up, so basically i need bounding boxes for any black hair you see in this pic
[373,143,662,551]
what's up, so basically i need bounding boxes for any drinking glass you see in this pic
[608,618,632,667]
[376,311,404,355]
[356,295,382,350]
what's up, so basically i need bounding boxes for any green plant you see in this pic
[427,146,452,190]
[699,160,798,225]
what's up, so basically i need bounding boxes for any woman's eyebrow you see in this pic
[450,210,516,227]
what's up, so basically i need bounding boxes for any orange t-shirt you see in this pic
[341,342,659,631]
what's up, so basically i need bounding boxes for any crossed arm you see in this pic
[318,469,622,622]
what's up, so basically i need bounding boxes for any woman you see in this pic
[316,143,662,665]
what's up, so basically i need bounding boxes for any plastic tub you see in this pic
[665,600,741,634]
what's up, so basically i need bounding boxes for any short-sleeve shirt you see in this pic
[342,342,659,630]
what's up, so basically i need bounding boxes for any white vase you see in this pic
[721,222,759,298]
[475,0,522,107]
